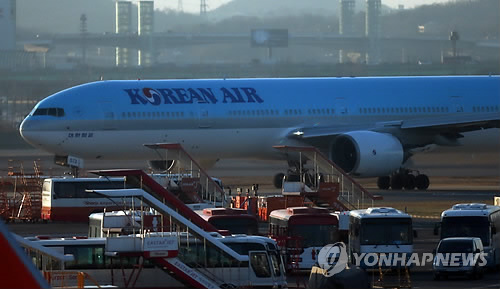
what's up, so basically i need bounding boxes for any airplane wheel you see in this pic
[273,173,285,189]
[403,174,416,190]
[415,174,430,190]
[391,174,404,190]
[377,176,391,190]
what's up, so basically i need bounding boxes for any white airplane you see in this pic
[19,76,500,190]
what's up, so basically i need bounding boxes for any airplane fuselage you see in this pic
[19,76,500,175]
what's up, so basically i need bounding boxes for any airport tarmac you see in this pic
[2,148,500,288]
[7,188,500,289]
[0,148,498,184]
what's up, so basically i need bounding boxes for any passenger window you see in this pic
[54,183,77,198]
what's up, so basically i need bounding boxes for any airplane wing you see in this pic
[399,112,499,131]
[290,112,499,139]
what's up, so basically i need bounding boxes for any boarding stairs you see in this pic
[0,176,12,218]
[4,160,43,221]
[105,232,223,289]
[274,146,381,211]
[91,169,222,234]
[92,186,253,289]
[145,143,226,206]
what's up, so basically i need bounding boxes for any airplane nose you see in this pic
[19,116,36,146]
[19,115,48,149]
[19,114,68,155]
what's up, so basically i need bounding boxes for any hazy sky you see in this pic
[155,0,455,13]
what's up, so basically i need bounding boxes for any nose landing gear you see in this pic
[377,169,430,190]
[273,160,318,189]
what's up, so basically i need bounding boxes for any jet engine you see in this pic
[330,131,404,177]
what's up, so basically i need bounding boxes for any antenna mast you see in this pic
[200,0,207,16]
[177,0,184,13]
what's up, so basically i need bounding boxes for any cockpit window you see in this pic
[33,107,65,117]
[33,108,48,116]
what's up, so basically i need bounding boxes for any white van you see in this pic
[433,237,485,280]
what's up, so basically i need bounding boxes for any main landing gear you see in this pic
[377,169,430,190]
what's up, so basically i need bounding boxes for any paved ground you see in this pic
[2,148,500,288]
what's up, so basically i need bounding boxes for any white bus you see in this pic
[438,203,500,268]
[27,234,287,288]
[349,207,414,268]
[41,177,134,222]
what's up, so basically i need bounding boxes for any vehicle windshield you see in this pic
[209,217,258,235]
[289,224,339,247]
[438,240,474,253]
[441,216,490,246]
[361,218,412,245]
[225,241,283,277]
[269,251,282,277]
[225,242,266,255]
[250,252,271,278]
